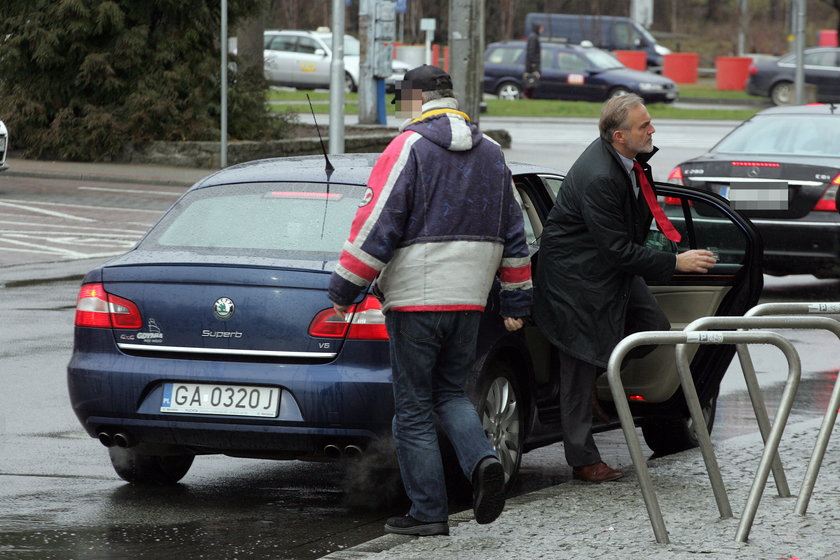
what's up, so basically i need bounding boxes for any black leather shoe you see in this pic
[472,456,506,524]
[384,514,449,536]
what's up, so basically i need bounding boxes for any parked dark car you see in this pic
[669,103,840,278]
[483,40,678,103]
[746,47,840,105]
[68,153,761,488]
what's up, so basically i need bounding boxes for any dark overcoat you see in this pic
[533,138,676,367]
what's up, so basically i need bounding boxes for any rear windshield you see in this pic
[138,182,365,259]
[712,114,840,157]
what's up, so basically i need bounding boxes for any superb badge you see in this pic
[213,297,235,320]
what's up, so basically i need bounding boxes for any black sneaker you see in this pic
[472,456,506,524]
[384,514,449,536]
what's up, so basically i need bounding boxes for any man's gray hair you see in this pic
[422,89,456,103]
[599,94,645,143]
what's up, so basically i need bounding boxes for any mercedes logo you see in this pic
[748,167,759,177]
[213,297,235,320]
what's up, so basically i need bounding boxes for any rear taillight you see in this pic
[667,166,684,185]
[74,283,143,329]
[309,295,389,340]
[813,182,839,212]
[748,64,758,75]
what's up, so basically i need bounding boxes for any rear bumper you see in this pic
[754,218,840,277]
[68,332,395,456]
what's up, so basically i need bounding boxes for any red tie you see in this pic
[633,161,681,243]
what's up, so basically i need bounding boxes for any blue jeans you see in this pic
[386,310,497,522]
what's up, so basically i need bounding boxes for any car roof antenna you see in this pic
[306,94,334,238]
[306,93,335,176]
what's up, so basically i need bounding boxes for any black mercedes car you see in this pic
[669,104,840,278]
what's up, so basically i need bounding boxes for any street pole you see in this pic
[448,0,484,124]
[794,0,805,104]
[220,0,228,168]
[737,0,749,56]
[358,0,377,124]
[329,0,346,154]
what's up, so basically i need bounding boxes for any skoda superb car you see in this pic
[483,40,678,103]
[68,153,761,487]
[669,104,840,278]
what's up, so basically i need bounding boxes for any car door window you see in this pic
[804,51,834,67]
[296,37,321,55]
[541,176,563,200]
[613,21,634,49]
[515,185,541,246]
[664,195,747,269]
[487,47,523,65]
[267,35,296,52]
[556,52,588,73]
[540,49,554,69]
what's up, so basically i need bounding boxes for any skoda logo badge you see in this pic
[213,297,235,320]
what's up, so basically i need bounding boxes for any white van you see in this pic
[524,13,671,72]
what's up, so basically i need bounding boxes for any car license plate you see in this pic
[161,383,280,417]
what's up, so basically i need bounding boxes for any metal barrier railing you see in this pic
[740,302,840,516]
[680,314,840,541]
[607,330,801,545]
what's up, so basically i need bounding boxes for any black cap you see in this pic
[399,64,453,92]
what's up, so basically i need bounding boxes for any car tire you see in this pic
[641,394,718,456]
[495,82,522,101]
[608,86,632,99]
[477,362,524,489]
[770,81,793,105]
[344,72,356,94]
[108,447,195,485]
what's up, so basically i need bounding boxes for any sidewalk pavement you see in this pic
[323,417,840,560]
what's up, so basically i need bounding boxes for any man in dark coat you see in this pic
[533,94,716,483]
[523,22,543,98]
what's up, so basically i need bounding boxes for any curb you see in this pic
[3,168,199,187]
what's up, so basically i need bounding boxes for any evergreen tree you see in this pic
[0,0,288,161]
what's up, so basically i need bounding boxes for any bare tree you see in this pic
[822,0,840,36]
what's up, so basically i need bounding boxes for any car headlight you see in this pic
[0,136,6,152]
[638,82,665,92]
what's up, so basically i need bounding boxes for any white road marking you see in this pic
[78,186,181,196]
[0,236,125,258]
[0,198,163,214]
[0,201,94,222]
[0,220,146,234]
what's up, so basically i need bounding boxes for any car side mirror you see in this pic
[315,48,327,57]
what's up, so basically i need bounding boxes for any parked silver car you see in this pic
[263,29,410,93]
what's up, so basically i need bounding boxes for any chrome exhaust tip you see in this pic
[323,444,342,459]
[97,432,115,447]
[113,432,135,448]
[344,445,363,458]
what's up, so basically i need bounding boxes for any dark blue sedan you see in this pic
[484,40,678,103]
[68,153,762,486]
